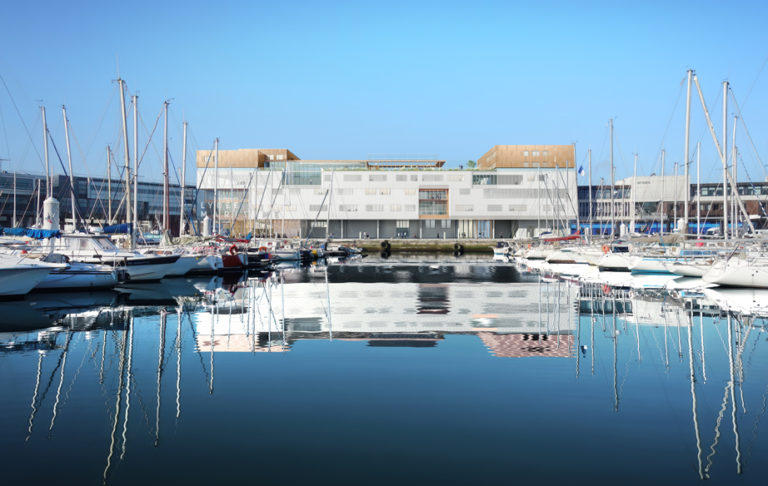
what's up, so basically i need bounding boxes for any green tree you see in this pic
[467,160,476,169]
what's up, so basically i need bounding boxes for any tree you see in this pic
[467,160,476,169]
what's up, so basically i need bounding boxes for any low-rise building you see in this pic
[196,145,578,239]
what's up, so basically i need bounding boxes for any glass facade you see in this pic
[419,188,448,216]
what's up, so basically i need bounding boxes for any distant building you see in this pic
[578,175,768,234]
[0,171,206,234]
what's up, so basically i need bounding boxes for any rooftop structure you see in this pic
[477,145,575,170]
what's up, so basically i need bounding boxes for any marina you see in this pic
[3,2,768,484]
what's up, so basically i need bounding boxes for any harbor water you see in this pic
[1,255,766,485]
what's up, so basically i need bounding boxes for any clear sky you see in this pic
[1,0,767,186]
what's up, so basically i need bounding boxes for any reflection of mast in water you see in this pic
[210,300,215,394]
[326,263,332,341]
[176,306,182,421]
[576,287,581,379]
[155,310,167,447]
[612,293,618,412]
[727,313,742,474]
[687,308,704,479]
[700,309,707,383]
[663,305,670,371]
[120,314,134,460]
[103,324,128,485]
[25,348,45,441]
[49,330,72,436]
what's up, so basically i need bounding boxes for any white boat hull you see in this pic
[34,262,117,290]
[0,267,56,297]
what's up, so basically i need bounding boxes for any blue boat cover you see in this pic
[102,223,132,234]
[0,227,61,239]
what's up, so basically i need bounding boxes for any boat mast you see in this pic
[40,106,50,197]
[660,149,665,236]
[163,100,170,232]
[693,74,755,235]
[118,78,131,229]
[61,105,76,231]
[132,94,138,249]
[107,146,112,224]
[674,161,678,232]
[180,121,187,236]
[609,118,615,238]
[731,115,737,238]
[722,81,728,240]
[588,149,592,241]
[12,171,16,227]
[631,153,637,234]
[213,137,218,235]
[696,142,701,236]
[683,69,692,238]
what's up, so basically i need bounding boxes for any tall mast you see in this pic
[180,121,187,236]
[722,81,728,240]
[587,149,592,240]
[132,94,138,249]
[673,161,678,231]
[696,142,701,236]
[683,69,692,238]
[609,118,615,238]
[163,100,170,232]
[118,78,131,227]
[693,74,755,235]
[107,146,112,224]
[62,106,76,231]
[213,138,218,235]
[731,115,738,238]
[40,106,50,197]
[631,153,637,234]
[12,171,16,227]
[660,149,665,236]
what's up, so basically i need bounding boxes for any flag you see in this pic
[578,165,585,176]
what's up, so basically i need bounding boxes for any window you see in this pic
[365,204,384,211]
[441,220,452,228]
[472,174,497,185]
[396,175,407,182]
[425,220,436,228]
[369,174,387,182]
[532,151,540,156]
[390,204,402,211]
[524,151,529,156]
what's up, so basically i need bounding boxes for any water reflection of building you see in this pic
[478,333,575,358]
[193,279,578,357]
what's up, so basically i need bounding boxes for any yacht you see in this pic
[48,234,180,281]
[0,252,64,297]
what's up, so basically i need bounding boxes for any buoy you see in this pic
[602,244,610,254]
[602,284,611,295]
[229,245,238,256]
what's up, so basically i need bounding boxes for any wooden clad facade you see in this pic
[478,145,575,170]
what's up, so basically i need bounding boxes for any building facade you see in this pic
[196,146,579,239]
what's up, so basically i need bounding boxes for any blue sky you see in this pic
[1,0,767,185]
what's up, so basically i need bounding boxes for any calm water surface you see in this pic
[1,256,766,485]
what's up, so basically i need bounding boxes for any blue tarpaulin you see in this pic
[0,227,61,239]
[102,223,132,234]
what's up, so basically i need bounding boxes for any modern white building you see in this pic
[196,145,578,239]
